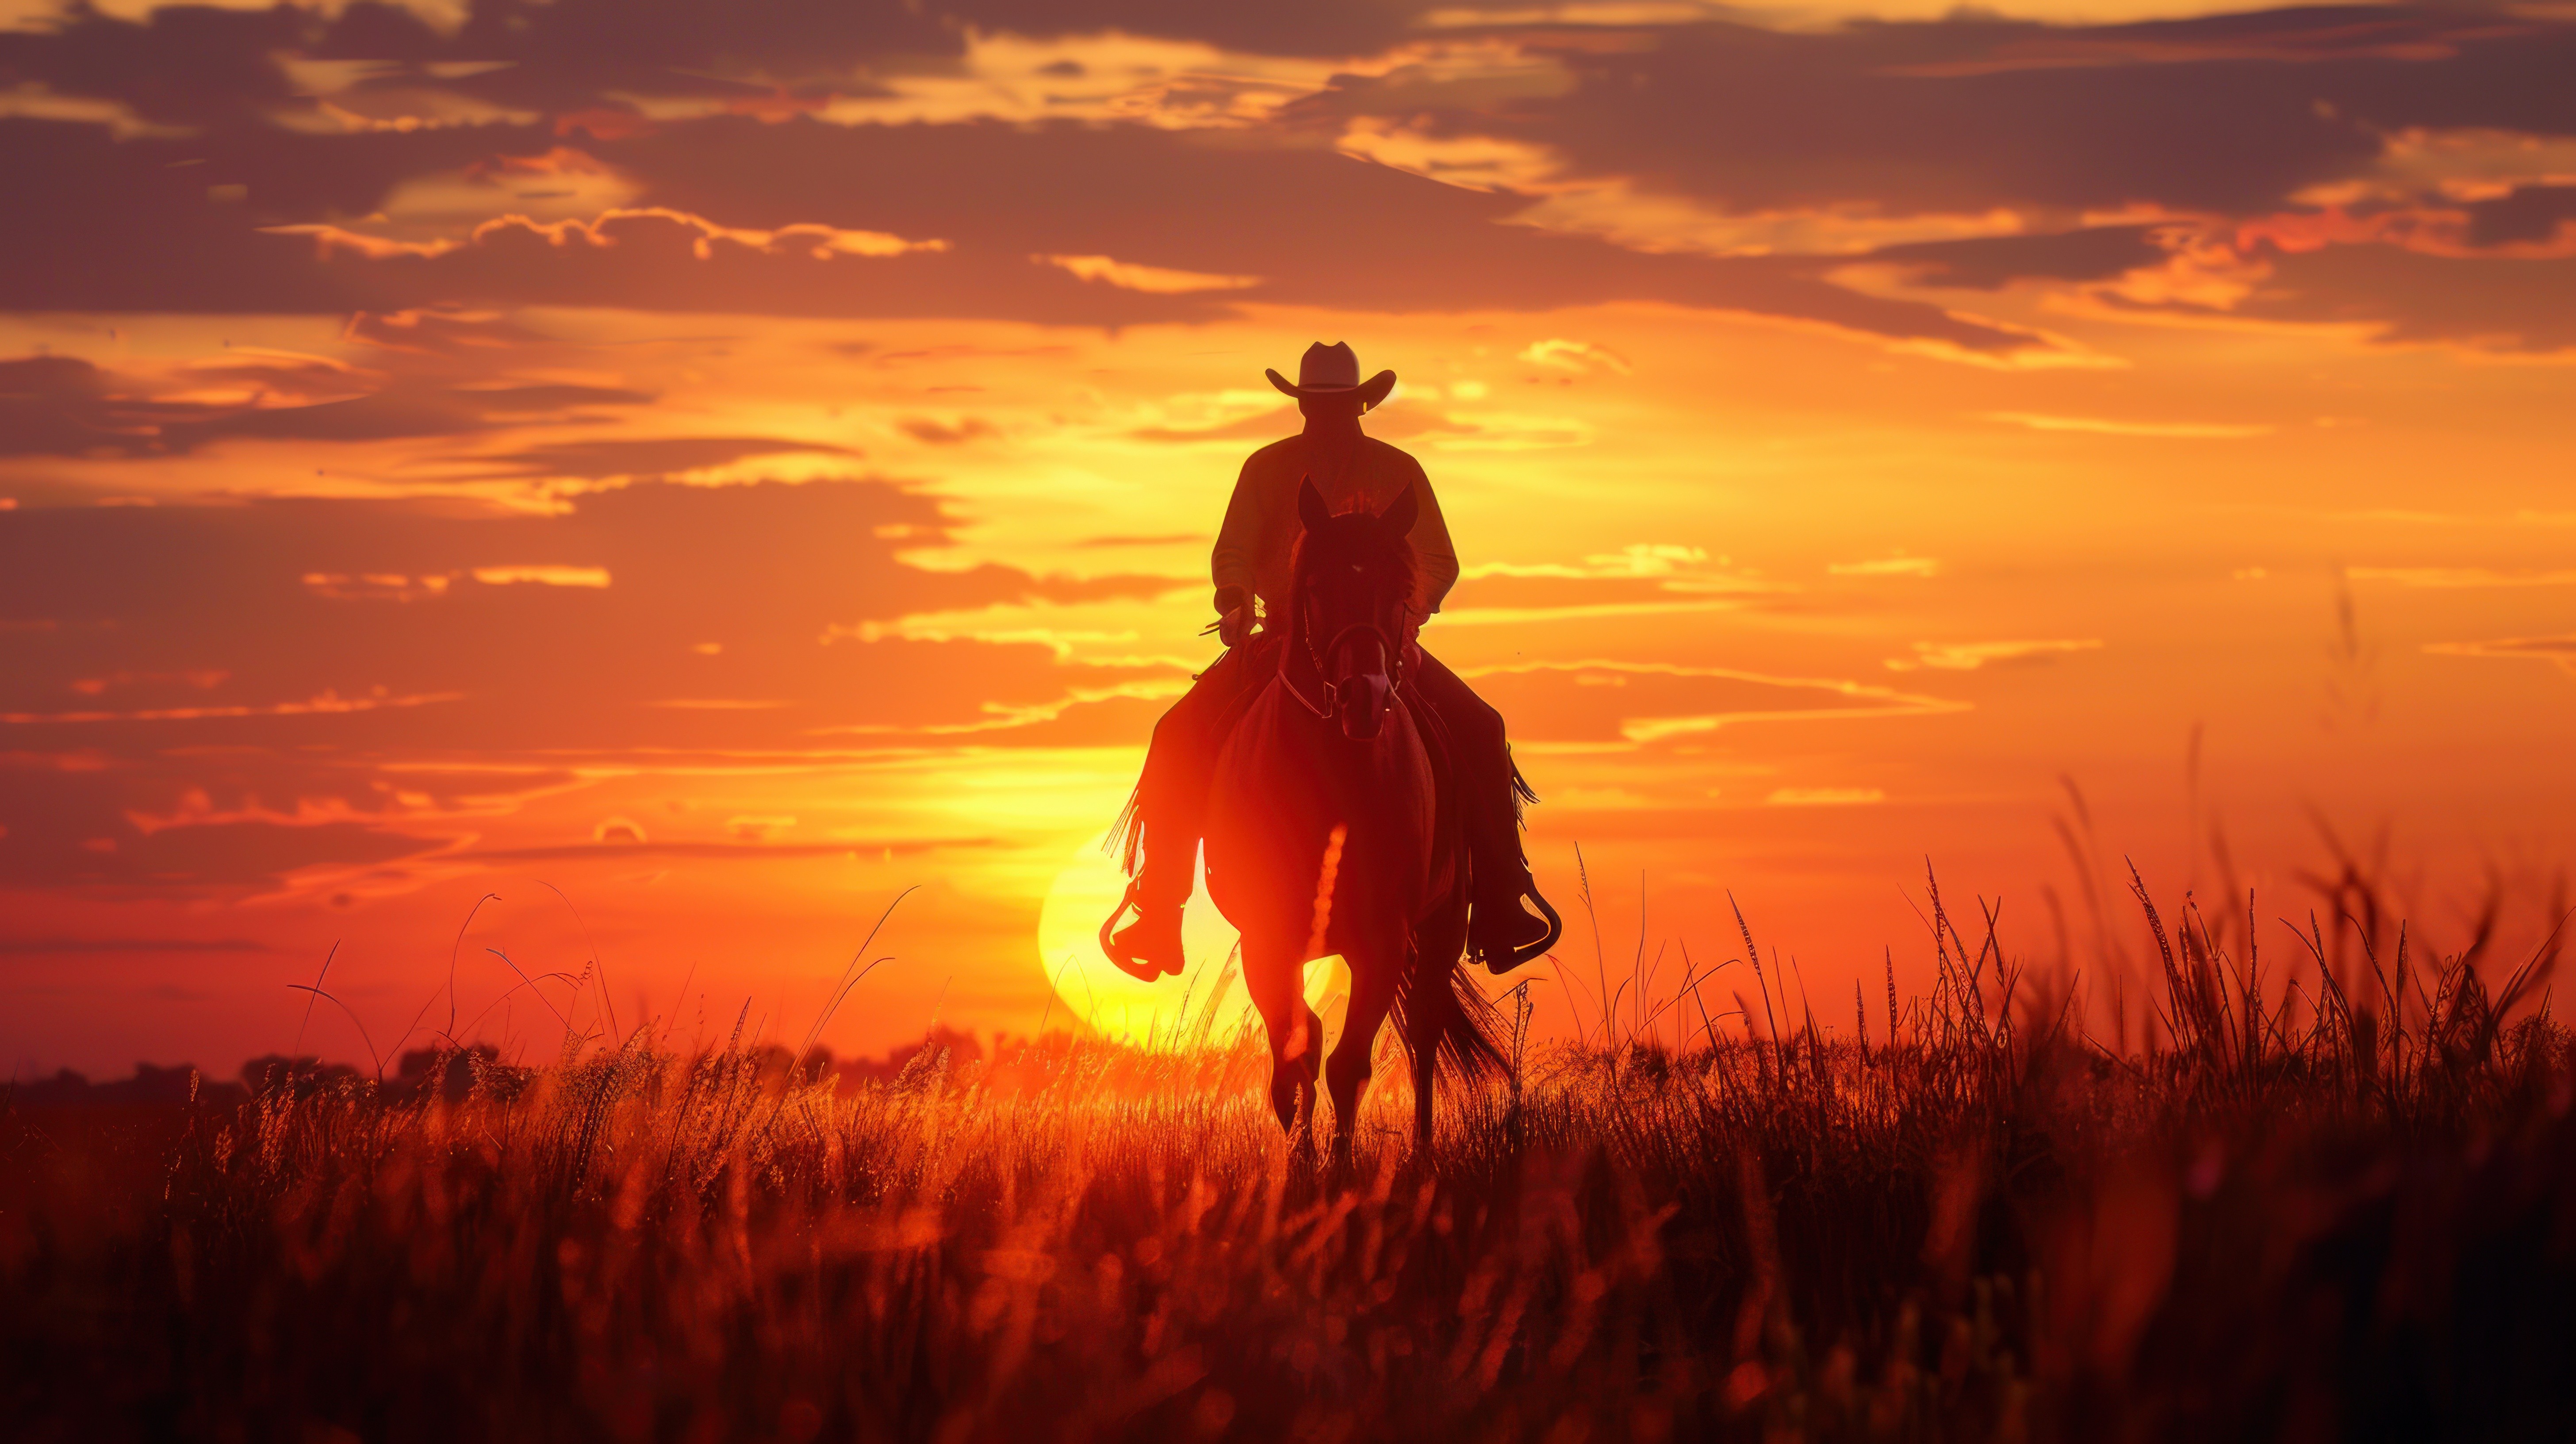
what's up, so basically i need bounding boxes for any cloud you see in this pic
[613,116,2062,349]
[0,0,961,123]
[2349,567,2576,588]
[2225,243,2576,355]
[1886,639,2102,671]
[470,565,610,588]
[1982,412,2272,439]
[1866,227,2174,290]
[0,101,2069,352]
[1764,787,1885,806]
[11,1,2576,364]
[451,435,853,480]
[1284,9,2576,353]
[457,836,989,863]
[1441,546,1782,623]
[1129,406,1304,443]
[0,477,1186,892]
[0,126,1219,325]
[1035,253,1263,293]
[896,416,1001,445]
[2464,185,2576,249]
[1460,660,1967,745]
[2424,634,2576,676]
[0,935,276,954]
[0,349,659,459]
[1828,556,1939,577]
[1300,9,2576,221]
[1517,338,1631,373]
[948,0,1438,57]
[0,4,305,127]
[1,808,446,890]
[1076,532,1201,547]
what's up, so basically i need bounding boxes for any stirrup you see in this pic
[1472,885,1564,975]
[1098,877,1184,982]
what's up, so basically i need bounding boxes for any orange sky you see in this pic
[4,0,2573,1078]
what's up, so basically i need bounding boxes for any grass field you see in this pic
[6,868,2574,1443]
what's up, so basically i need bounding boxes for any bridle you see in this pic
[1286,610,1405,721]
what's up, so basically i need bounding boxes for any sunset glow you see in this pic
[5,0,2573,1080]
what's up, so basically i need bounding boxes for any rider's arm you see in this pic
[1209,451,1268,620]
[1405,461,1461,622]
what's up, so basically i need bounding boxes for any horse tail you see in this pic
[1394,942,1511,1088]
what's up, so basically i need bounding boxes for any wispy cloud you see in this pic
[1459,659,1970,748]
[1464,544,1751,585]
[1518,338,1633,374]
[1765,787,1886,806]
[1828,556,1940,578]
[1437,599,1745,628]
[2348,566,2576,588]
[472,566,611,588]
[1422,411,1596,452]
[0,690,466,726]
[2425,634,2576,675]
[897,416,1003,445]
[0,936,275,954]
[1983,412,2273,438]
[1886,639,2104,672]
[1035,254,1263,294]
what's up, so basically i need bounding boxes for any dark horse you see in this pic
[1204,479,1510,1158]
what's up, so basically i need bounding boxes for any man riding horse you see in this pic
[1100,342,1560,984]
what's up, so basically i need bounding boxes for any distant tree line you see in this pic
[5,1025,996,1109]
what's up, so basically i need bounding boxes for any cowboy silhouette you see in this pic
[1101,342,1560,983]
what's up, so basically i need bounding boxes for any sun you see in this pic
[1034,832,1341,1046]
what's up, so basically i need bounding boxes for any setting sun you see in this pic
[1035,833,1348,1046]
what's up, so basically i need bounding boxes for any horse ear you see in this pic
[1378,483,1418,539]
[1297,477,1331,533]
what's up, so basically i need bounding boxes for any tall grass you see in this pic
[5,868,2573,1442]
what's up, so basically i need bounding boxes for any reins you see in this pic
[1275,495,1418,723]
[1288,607,1404,721]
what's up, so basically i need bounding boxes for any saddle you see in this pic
[1105,627,1558,977]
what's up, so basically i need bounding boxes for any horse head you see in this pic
[1291,477,1419,742]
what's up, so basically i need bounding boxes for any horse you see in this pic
[1202,478,1507,1160]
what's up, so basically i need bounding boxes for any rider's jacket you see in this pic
[1209,428,1460,627]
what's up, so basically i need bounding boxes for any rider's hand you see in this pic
[1402,615,1424,674]
[1215,586,1250,647]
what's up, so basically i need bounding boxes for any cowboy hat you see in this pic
[1265,342,1396,407]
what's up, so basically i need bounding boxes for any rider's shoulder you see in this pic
[1359,433,1430,473]
[1245,434,1305,466]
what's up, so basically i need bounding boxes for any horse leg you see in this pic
[1411,886,1470,1155]
[1326,941,1400,1171]
[1244,933,1318,1148]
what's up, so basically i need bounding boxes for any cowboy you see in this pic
[1102,342,1555,979]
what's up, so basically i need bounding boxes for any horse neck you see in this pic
[1281,539,1413,676]
[1277,566,1331,715]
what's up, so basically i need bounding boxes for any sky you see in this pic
[4,0,2574,1079]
